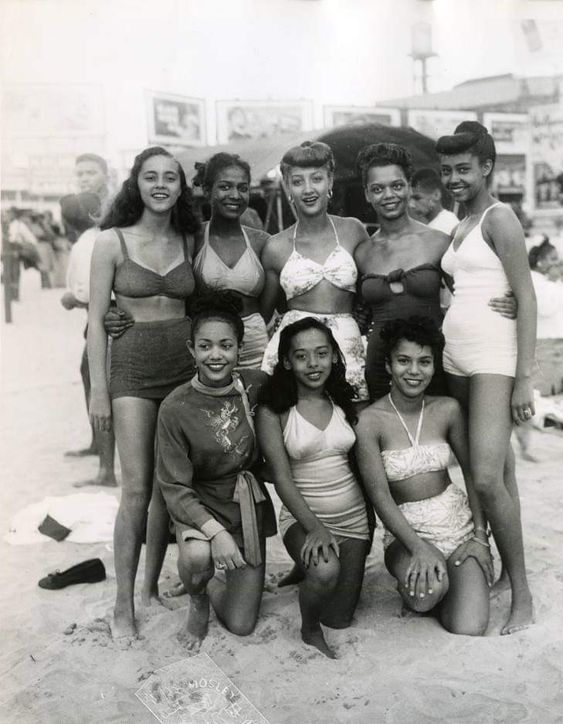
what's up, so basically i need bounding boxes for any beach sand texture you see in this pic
[1,274,562,723]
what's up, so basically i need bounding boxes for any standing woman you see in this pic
[437,121,536,634]
[193,153,270,369]
[88,146,200,638]
[257,318,370,658]
[261,141,370,402]
[355,144,449,401]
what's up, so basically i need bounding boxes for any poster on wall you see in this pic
[483,113,530,155]
[530,103,563,211]
[323,106,400,129]
[407,109,477,140]
[2,84,105,137]
[146,91,206,147]
[492,154,527,197]
[215,100,313,144]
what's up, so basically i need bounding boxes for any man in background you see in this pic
[60,155,117,487]
[409,167,459,235]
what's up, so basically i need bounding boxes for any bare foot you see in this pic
[501,592,534,635]
[141,589,164,608]
[178,594,209,652]
[65,446,98,458]
[111,606,137,645]
[163,581,187,598]
[301,626,337,659]
[73,475,118,489]
[277,565,305,588]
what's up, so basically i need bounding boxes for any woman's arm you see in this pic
[259,240,284,325]
[485,207,537,423]
[86,231,117,431]
[256,405,339,563]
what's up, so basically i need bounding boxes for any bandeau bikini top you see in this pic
[381,395,452,482]
[280,217,357,301]
[193,223,265,298]
[113,228,195,300]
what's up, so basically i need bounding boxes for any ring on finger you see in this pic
[215,562,226,570]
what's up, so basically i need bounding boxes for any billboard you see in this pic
[323,106,400,129]
[407,109,478,140]
[216,100,313,145]
[146,91,206,147]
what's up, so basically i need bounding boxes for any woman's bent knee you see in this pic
[304,557,339,589]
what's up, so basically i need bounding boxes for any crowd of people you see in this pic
[7,120,563,658]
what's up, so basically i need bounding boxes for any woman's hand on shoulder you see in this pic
[301,524,339,567]
[211,530,246,570]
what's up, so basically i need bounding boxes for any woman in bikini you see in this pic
[193,152,270,369]
[355,317,492,634]
[437,121,536,634]
[88,146,199,638]
[261,141,370,402]
[156,291,276,649]
[257,318,370,658]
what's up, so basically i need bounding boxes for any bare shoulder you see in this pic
[243,226,270,255]
[357,399,388,434]
[482,202,525,245]
[93,228,121,259]
[414,221,450,254]
[425,395,462,420]
[332,215,369,241]
[262,227,293,267]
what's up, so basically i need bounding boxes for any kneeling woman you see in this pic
[355,317,492,635]
[257,318,370,658]
[156,292,276,648]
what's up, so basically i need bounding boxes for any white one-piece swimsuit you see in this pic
[440,202,517,377]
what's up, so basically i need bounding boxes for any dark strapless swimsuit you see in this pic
[360,263,446,400]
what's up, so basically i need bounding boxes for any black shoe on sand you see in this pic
[38,559,106,590]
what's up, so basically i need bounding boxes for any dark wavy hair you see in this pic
[528,237,556,270]
[200,152,251,192]
[100,146,199,234]
[380,316,445,363]
[436,121,496,169]
[258,317,357,425]
[356,143,413,187]
[189,287,244,343]
[280,141,335,180]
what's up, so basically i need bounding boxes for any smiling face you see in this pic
[283,328,336,393]
[137,155,182,214]
[285,165,332,217]
[188,319,239,388]
[209,165,250,220]
[439,152,492,204]
[364,164,410,221]
[385,339,435,398]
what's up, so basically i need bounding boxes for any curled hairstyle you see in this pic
[189,287,244,343]
[258,317,357,425]
[356,143,413,187]
[201,153,251,192]
[100,146,200,234]
[528,237,556,270]
[380,316,445,363]
[280,141,335,180]
[436,121,496,169]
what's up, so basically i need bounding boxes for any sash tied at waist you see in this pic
[232,470,266,567]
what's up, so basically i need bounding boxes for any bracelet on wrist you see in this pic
[471,536,490,548]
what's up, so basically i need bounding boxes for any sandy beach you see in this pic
[1,271,563,723]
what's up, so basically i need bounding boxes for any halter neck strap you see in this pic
[292,216,339,251]
[388,393,424,448]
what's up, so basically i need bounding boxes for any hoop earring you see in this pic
[328,188,333,200]
[288,195,294,204]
